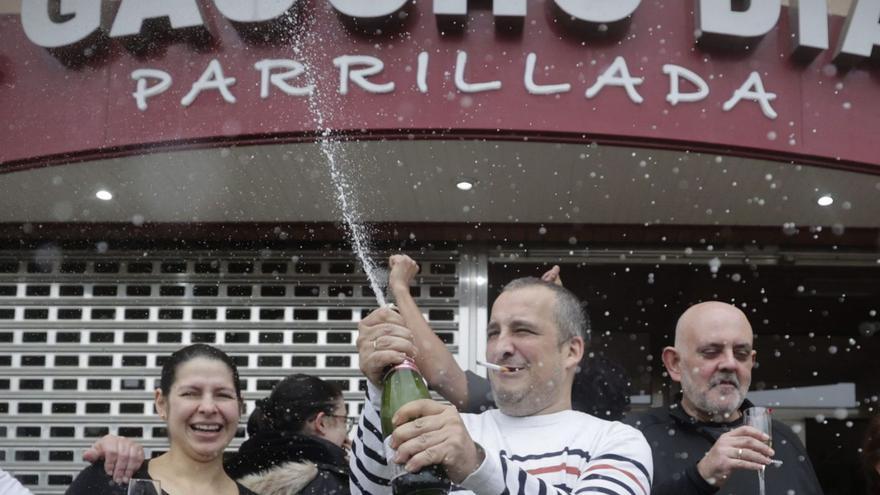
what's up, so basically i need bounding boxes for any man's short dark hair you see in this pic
[502,277,590,342]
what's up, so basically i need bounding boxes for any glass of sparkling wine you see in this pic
[743,407,772,495]
[127,479,161,495]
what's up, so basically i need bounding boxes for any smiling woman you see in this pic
[65,344,258,495]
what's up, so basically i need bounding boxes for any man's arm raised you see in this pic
[387,255,469,408]
[388,256,564,411]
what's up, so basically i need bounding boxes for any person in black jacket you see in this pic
[225,374,352,495]
[623,301,823,495]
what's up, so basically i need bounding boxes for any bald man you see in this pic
[624,301,822,495]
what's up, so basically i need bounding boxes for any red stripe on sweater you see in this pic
[526,464,582,476]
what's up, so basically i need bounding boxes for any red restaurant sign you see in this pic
[0,0,878,170]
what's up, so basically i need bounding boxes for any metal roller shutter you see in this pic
[0,250,467,494]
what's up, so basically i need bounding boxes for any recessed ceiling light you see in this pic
[95,190,113,201]
[456,180,474,191]
[817,195,833,207]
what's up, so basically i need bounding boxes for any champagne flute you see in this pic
[742,407,772,495]
[127,479,162,495]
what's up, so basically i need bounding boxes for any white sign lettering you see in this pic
[131,69,172,112]
[213,0,299,23]
[21,0,102,49]
[696,0,781,39]
[663,64,709,106]
[18,0,880,68]
[524,53,571,95]
[110,0,205,38]
[455,51,502,93]
[328,0,409,19]
[585,56,644,104]
[128,54,782,122]
[132,69,173,112]
[181,59,237,107]
[553,0,640,25]
[417,52,430,94]
[790,0,829,60]
[722,71,778,119]
[834,0,880,64]
[434,0,527,23]
[333,55,395,95]
[254,59,313,98]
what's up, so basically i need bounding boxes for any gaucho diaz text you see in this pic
[20,0,880,67]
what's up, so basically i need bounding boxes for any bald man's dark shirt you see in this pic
[624,399,823,495]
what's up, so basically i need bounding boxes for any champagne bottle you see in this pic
[380,358,451,495]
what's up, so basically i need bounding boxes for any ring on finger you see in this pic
[737,448,743,459]
[372,339,378,350]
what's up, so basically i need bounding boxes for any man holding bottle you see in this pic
[350,272,652,494]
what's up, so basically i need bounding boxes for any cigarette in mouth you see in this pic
[476,360,522,373]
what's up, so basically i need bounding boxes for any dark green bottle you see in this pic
[380,359,451,495]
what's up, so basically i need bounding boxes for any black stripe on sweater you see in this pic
[536,477,548,495]
[353,455,391,486]
[362,416,385,445]
[506,448,591,463]
[352,435,387,467]
[579,474,636,495]
[517,468,528,495]
[349,468,368,494]
[500,453,511,495]
[589,454,650,484]
[574,488,618,495]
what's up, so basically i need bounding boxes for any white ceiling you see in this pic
[1,140,877,229]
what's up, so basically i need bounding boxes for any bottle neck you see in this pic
[395,358,419,372]
[383,358,421,382]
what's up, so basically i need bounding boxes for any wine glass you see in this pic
[127,479,162,495]
[743,407,772,495]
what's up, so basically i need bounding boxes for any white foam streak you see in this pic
[287,14,386,307]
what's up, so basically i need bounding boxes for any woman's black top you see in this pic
[66,459,258,495]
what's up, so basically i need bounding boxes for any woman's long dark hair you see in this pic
[247,374,343,436]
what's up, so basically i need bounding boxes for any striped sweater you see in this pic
[350,384,652,495]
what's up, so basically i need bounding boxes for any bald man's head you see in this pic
[674,301,753,349]
[663,301,756,422]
